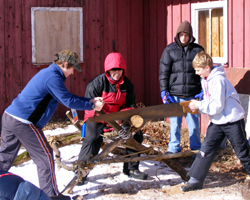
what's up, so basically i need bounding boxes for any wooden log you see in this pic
[92,137,123,160]
[51,141,76,171]
[130,115,144,128]
[46,132,82,148]
[13,151,31,166]
[76,150,198,166]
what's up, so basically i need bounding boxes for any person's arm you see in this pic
[45,75,93,110]
[159,47,172,92]
[190,77,226,115]
[159,47,175,104]
[90,97,104,111]
[84,75,104,99]
[85,75,105,111]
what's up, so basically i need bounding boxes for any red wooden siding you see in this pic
[0,0,249,134]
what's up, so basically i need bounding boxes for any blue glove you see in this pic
[194,90,204,101]
[161,90,175,104]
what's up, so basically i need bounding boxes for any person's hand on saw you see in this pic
[189,100,199,113]
[90,97,105,111]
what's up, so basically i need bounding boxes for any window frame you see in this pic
[191,1,228,64]
[31,7,84,65]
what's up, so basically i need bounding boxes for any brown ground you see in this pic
[44,119,250,200]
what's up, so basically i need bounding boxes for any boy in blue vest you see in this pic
[181,51,250,191]
[0,50,104,199]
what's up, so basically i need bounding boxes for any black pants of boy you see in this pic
[0,112,59,197]
[189,119,250,182]
[78,120,144,173]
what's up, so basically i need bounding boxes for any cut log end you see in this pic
[130,115,144,128]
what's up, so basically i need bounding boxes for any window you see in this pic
[191,1,227,64]
[31,7,83,65]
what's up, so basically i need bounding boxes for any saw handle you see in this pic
[179,101,199,115]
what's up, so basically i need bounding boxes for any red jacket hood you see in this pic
[104,52,126,74]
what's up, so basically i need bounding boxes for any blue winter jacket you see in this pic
[0,170,50,200]
[5,63,92,128]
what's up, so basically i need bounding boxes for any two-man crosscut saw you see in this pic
[88,100,198,122]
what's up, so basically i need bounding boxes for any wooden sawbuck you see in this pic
[50,101,199,194]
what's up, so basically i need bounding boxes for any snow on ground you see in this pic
[9,125,244,200]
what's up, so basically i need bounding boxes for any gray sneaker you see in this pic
[180,182,203,192]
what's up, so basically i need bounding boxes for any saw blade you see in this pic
[88,102,189,122]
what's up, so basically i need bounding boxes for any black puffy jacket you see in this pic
[159,37,204,97]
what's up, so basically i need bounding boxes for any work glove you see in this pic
[161,90,175,104]
[194,90,204,101]
[118,121,131,139]
[118,128,131,140]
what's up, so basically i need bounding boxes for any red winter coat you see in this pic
[83,53,136,122]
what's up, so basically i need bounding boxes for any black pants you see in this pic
[78,120,144,172]
[189,119,250,182]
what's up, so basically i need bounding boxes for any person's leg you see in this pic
[189,123,224,181]
[123,130,147,180]
[182,97,201,151]
[78,121,105,161]
[18,124,60,197]
[168,96,182,153]
[181,122,224,192]
[186,112,201,150]
[0,113,21,171]
[1,114,64,198]
[77,121,105,185]
[225,119,250,174]
[168,116,182,153]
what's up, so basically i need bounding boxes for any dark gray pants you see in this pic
[0,112,59,197]
[189,119,250,182]
[78,121,144,173]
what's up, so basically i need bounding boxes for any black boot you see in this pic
[76,176,87,186]
[124,169,148,180]
[75,169,88,186]
[180,182,203,192]
[50,193,71,200]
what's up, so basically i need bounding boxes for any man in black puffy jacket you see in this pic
[159,20,204,154]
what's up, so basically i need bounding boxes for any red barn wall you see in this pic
[0,0,249,134]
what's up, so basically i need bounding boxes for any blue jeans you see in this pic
[168,96,201,153]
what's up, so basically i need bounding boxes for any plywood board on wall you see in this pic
[31,7,83,65]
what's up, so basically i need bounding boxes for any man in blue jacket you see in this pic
[0,50,104,200]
